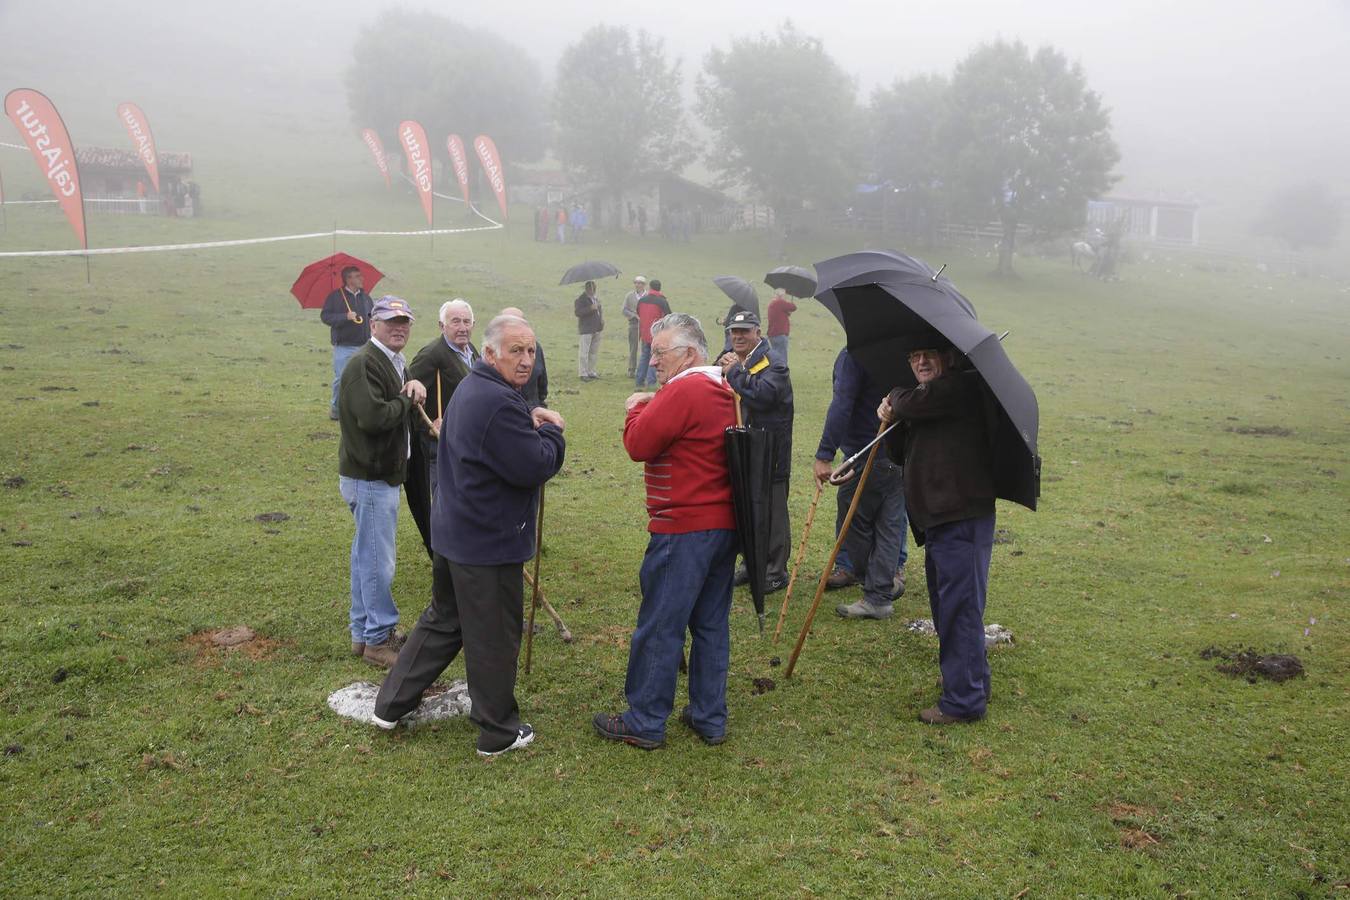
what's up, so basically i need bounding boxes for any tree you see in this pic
[1254,182,1343,251]
[345,10,546,169]
[869,74,950,245]
[552,26,696,230]
[697,22,860,245]
[943,40,1119,276]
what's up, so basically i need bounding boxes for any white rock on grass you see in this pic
[905,619,1014,648]
[327,680,471,728]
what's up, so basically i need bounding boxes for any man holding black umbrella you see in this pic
[879,340,995,725]
[594,313,738,749]
[718,310,793,593]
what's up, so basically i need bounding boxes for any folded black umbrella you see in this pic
[813,250,1039,510]
[764,265,816,299]
[725,424,774,633]
[560,260,621,285]
[713,275,760,317]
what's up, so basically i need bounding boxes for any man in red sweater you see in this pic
[594,313,738,749]
[632,279,672,387]
[765,287,797,363]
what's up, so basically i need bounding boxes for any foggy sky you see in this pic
[4,0,1349,223]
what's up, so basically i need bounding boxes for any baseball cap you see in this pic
[371,295,416,321]
[727,310,760,329]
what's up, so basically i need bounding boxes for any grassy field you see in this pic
[1,143,1348,897]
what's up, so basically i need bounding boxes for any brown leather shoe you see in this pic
[825,567,858,590]
[351,641,365,658]
[918,705,982,725]
[362,633,402,669]
[352,630,403,659]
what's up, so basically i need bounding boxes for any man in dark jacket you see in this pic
[337,296,427,668]
[320,266,374,419]
[407,299,478,502]
[373,314,565,756]
[879,341,995,725]
[574,280,604,381]
[813,348,909,619]
[719,311,793,590]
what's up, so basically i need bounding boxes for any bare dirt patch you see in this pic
[1224,424,1293,437]
[1200,646,1304,683]
[184,626,282,664]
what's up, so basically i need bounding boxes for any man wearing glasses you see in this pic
[594,314,738,749]
[879,341,996,725]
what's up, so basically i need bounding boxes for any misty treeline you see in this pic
[348,11,1119,274]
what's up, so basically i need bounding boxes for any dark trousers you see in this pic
[375,554,524,752]
[623,529,737,741]
[767,480,790,582]
[925,513,995,719]
[627,319,640,376]
[840,459,909,605]
[421,436,439,502]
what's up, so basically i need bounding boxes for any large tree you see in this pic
[943,40,1119,276]
[1253,182,1343,251]
[869,74,950,245]
[553,26,696,225]
[345,10,546,168]
[697,23,860,240]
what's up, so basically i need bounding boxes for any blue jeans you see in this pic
[634,341,657,387]
[331,344,360,415]
[926,513,995,719]
[768,334,789,363]
[835,459,908,592]
[339,476,401,644]
[623,529,737,741]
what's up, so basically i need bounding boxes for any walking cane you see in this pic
[523,486,546,674]
[772,478,824,643]
[414,402,439,439]
[522,567,574,643]
[784,422,888,679]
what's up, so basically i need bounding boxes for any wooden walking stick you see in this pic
[523,486,546,674]
[784,422,888,679]
[414,402,439,439]
[522,567,574,643]
[772,478,824,643]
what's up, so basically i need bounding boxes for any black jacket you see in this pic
[522,341,548,409]
[337,342,412,485]
[574,291,604,334]
[725,339,794,482]
[408,336,478,423]
[885,370,995,533]
[320,287,373,347]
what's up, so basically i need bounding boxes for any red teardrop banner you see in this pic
[361,127,390,189]
[446,134,471,205]
[5,89,87,250]
[473,134,509,222]
[399,120,434,227]
[117,101,160,194]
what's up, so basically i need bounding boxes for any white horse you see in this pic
[1071,241,1097,273]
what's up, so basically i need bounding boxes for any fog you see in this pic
[3,0,1348,243]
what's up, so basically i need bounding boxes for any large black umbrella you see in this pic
[713,275,760,318]
[724,423,775,633]
[560,260,621,285]
[764,265,816,299]
[813,250,1039,510]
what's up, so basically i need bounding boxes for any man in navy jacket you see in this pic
[373,314,566,756]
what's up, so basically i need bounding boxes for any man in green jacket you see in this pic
[337,296,428,668]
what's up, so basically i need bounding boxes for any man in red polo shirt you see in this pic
[765,287,797,363]
[594,313,738,749]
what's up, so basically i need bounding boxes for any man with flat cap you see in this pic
[373,314,566,756]
[337,295,427,667]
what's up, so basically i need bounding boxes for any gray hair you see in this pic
[649,312,708,363]
[439,298,473,325]
[482,314,532,355]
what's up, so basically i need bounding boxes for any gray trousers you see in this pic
[768,480,790,582]
[627,319,640,376]
[578,331,601,378]
[374,555,524,752]
[839,458,908,605]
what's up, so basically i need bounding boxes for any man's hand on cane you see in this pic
[402,379,427,405]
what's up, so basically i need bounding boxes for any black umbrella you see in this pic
[560,260,621,285]
[713,275,760,317]
[813,250,1039,510]
[724,422,774,633]
[764,265,816,299]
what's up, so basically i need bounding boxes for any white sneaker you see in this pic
[371,712,400,731]
[477,724,535,757]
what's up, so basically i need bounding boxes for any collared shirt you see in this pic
[370,336,410,459]
[445,336,475,369]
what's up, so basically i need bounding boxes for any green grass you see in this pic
[1,142,1348,897]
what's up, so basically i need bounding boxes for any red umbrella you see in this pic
[290,253,384,312]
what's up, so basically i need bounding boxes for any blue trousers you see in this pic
[339,476,402,644]
[633,341,657,387]
[768,334,789,364]
[331,343,360,415]
[925,513,995,719]
[623,529,737,741]
[837,458,908,601]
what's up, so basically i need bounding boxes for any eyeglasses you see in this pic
[651,344,691,360]
[908,349,942,362]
